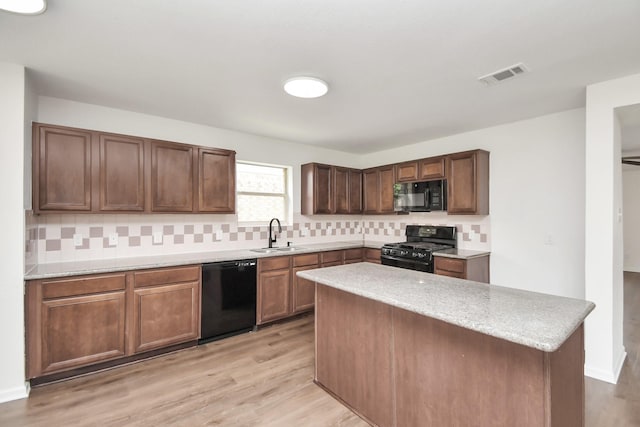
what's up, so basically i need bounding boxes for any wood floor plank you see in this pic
[1,275,639,426]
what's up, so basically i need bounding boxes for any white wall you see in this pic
[359,109,587,298]
[0,63,29,403]
[37,97,361,213]
[584,72,640,384]
[623,166,640,272]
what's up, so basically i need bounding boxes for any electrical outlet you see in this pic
[73,233,83,247]
[215,230,223,241]
[301,227,309,237]
[108,233,118,246]
[153,231,163,244]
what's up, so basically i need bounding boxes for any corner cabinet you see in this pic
[301,163,362,215]
[32,122,236,214]
[26,265,201,381]
[447,150,490,215]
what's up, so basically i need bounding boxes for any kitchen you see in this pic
[1,1,640,425]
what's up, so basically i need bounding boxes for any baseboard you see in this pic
[584,349,627,384]
[0,382,29,404]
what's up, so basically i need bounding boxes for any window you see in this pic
[237,162,290,223]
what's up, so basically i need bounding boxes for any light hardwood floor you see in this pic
[1,276,638,427]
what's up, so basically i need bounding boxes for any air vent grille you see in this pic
[478,63,529,86]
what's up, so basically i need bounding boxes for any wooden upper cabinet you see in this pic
[334,166,349,214]
[379,165,395,213]
[34,124,92,212]
[348,169,363,213]
[99,134,145,211]
[447,150,490,215]
[150,141,195,212]
[395,161,419,182]
[363,165,395,214]
[301,163,333,215]
[198,148,236,213]
[363,168,380,214]
[334,167,362,214]
[33,123,237,215]
[419,156,446,180]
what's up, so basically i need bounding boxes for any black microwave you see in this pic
[393,180,447,212]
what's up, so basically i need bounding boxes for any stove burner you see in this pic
[381,225,457,273]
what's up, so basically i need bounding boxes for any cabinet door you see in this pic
[348,169,363,213]
[151,141,194,212]
[379,165,396,213]
[35,124,92,212]
[447,150,489,215]
[419,157,446,180]
[99,134,145,211]
[334,166,350,214]
[395,161,419,182]
[363,168,380,214]
[257,269,291,324]
[292,265,318,314]
[26,274,128,378]
[344,248,364,264]
[315,164,333,214]
[198,148,235,213]
[132,281,200,353]
[364,248,381,264]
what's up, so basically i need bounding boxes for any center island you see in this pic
[297,262,595,427]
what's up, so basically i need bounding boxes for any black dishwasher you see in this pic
[199,259,257,344]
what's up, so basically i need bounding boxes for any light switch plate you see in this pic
[108,233,118,246]
[73,233,83,247]
[153,231,163,244]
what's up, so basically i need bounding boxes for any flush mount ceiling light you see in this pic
[0,0,46,14]
[284,77,328,98]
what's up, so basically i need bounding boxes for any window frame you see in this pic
[236,161,291,226]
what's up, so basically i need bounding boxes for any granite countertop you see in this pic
[433,248,491,259]
[297,263,594,352]
[25,240,386,280]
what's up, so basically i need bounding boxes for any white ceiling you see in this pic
[1,0,640,154]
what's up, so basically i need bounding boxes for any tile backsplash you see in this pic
[28,212,490,264]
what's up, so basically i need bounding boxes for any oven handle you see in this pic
[381,254,418,264]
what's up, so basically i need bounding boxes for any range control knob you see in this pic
[400,250,408,256]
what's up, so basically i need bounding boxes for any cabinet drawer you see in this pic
[434,257,465,274]
[134,265,200,288]
[293,253,320,267]
[41,274,126,299]
[344,248,364,261]
[259,256,291,272]
[434,269,465,279]
[322,250,343,264]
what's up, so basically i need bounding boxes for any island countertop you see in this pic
[297,262,595,352]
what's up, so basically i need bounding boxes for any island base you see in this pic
[315,284,585,427]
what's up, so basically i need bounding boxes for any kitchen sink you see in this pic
[249,246,305,253]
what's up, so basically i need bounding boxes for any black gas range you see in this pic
[381,225,457,272]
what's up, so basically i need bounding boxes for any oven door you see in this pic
[381,254,433,273]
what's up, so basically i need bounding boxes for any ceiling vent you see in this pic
[478,63,529,86]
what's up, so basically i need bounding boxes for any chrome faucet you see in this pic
[268,218,282,248]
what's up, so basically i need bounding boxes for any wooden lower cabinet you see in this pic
[257,257,292,324]
[26,273,127,378]
[26,266,201,380]
[364,248,381,264]
[434,255,490,283]
[292,253,320,314]
[343,248,364,264]
[132,266,200,353]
